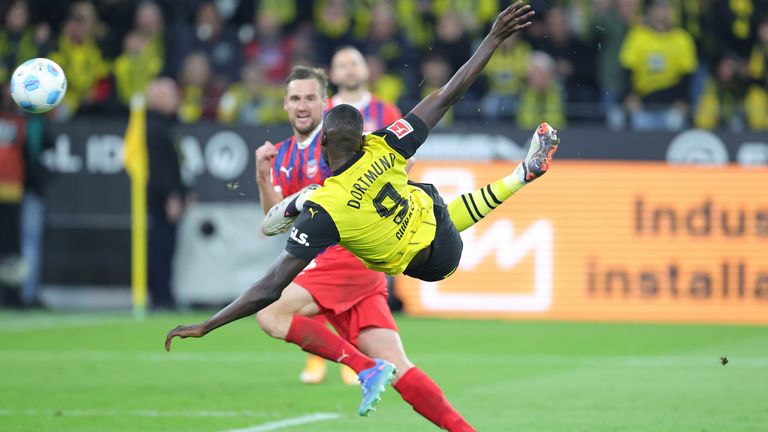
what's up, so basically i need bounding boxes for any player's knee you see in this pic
[256,308,280,338]
[257,306,293,339]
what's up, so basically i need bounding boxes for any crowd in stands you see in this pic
[1,0,767,130]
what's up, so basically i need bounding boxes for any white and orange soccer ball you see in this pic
[10,58,67,114]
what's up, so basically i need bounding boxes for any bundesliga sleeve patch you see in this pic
[386,119,414,139]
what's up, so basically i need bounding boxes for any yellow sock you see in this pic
[447,164,526,232]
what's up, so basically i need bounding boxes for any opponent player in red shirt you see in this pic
[253,66,474,430]
[327,46,402,132]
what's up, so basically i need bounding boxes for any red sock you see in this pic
[285,315,375,373]
[394,367,475,432]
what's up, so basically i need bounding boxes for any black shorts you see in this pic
[403,182,463,282]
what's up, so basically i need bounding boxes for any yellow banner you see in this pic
[396,161,768,324]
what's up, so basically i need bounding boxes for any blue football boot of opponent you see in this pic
[357,359,396,416]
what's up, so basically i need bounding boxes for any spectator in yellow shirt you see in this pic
[365,53,404,106]
[420,54,453,127]
[217,60,286,125]
[516,51,566,130]
[482,34,531,119]
[745,16,768,130]
[694,54,748,130]
[49,1,110,120]
[0,0,51,84]
[619,0,697,130]
[432,0,499,37]
[113,31,162,107]
[177,52,223,124]
[133,1,165,74]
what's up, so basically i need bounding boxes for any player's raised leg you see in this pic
[357,328,476,431]
[256,283,395,416]
[447,122,560,232]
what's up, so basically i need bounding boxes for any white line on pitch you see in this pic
[0,408,270,418]
[221,413,342,432]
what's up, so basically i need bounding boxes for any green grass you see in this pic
[1,312,766,431]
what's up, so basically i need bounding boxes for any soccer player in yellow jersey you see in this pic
[166,3,552,427]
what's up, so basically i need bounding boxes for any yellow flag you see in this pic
[123,95,148,318]
[123,95,148,183]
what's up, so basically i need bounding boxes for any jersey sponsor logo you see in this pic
[386,119,414,139]
[290,226,310,246]
[306,159,318,178]
[280,166,293,177]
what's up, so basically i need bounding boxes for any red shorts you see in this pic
[293,245,395,345]
[294,245,388,314]
[323,291,397,346]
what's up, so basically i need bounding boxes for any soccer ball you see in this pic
[10,58,67,114]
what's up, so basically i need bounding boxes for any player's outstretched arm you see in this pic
[165,251,310,351]
[410,1,533,130]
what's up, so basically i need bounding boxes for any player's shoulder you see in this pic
[301,196,337,221]
[373,114,424,141]
[370,113,428,159]
[274,136,294,150]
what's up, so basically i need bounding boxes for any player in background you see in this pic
[167,3,540,429]
[253,66,474,429]
[291,46,405,385]
[328,46,402,132]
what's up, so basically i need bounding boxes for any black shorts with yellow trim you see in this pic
[403,181,463,282]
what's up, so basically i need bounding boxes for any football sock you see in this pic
[447,164,526,232]
[285,315,375,374]
[303,315,332,364]
[393,367,476,432]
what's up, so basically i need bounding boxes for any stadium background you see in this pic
[1,0,767,431]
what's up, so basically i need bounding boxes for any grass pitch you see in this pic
[1,312,766,431]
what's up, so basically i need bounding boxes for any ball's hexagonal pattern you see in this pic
[10,58,67,114]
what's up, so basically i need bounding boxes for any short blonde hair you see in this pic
[285,66,328,97]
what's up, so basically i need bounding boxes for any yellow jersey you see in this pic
[619,25,697,97]
[285,114,437,275]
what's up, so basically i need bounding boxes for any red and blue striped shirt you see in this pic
[272,94,401,197]
[271,129,330,197]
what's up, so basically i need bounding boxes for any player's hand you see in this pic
[165,324,207,352]
[255,141,278,183]
[488,1,535,45]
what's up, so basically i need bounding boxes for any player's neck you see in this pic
[328,149,360,174]
[335,88,370,108]
[293,123,322,148]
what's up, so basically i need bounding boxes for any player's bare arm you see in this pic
[165,251,310,351]
[410,1,534,130]
[255,142,283,214]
